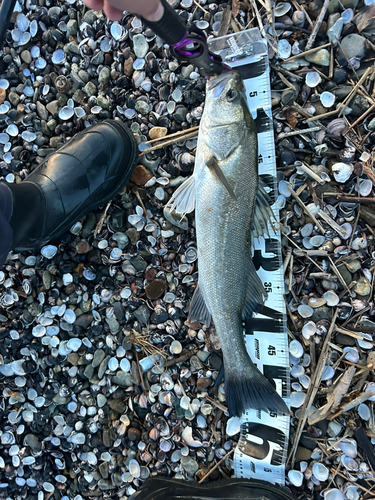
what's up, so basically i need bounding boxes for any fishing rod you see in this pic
[0,0,16,48]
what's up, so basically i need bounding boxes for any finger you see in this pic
[83,0,104,10]
[102,0,124,21]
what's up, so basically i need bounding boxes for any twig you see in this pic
[93,200,112,237]
[204,394,228,413]
[134,189,150,221]
[328,257,353,297]
[144,126,199,146]
[288,309,339,467]
[277,126,322,140]
[288,185,325,233]
[134,350,147,397]
[198,449,234,484]
[339,67,373,117]
[165,349,197,367]
[347,103,375,132]
[283,42,331,63]
[283,234,325,272]
[140,131,198,156]
[305,104,345,123]
[317,209,347,238]
[193,0,208,14]
[305,0,330,50]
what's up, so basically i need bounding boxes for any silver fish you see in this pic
[168,71,289,417]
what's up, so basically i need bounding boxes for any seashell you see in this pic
[11,360,26,376]
[278,39,291,60]
[63,309,76,324]
[327,118,346,136]
[355,178,373,197]
[358,403,371,421]
[299,374,310,389]
[226,416,240,436]
[0,79,9,90]
[290,391,306,408]
[301,223,313,237]
[306,72,322,88]
[35,57,46,69]
[291,364,304,377]
[41,245,57,259]
[279,180,292,197]
[321,365,335,381]
[343,347,359,363]
[302,321,316,339]
[52,49,65,65]
[185,247,198,263]
[59,106,74,120]
[17,13,29,31]
[181,426,202,447]
[6,124,18,136]
[323,489,344,500]
[310,235,326,247]
[341,455,358,471]
[341,8,354,23]
[322,291,339,307]
[129,459,140,478]
[312,462,329,481]
[100,38,111,52]
[364,382,375,401]
[290,340,304,358]
[111,22,124,40]
[30,19,38,37]
[352,236,367,250]
[344,485,360,500]
[308,297,326,308]
[340,222,352,240]
[292,11,305,26]
[332,162,353,183]
[298,304,314,318]
[320,92,335,108]
[357,333,373,349]
[170,340,182,354]
[120,358,130,372]
[160,439,172,452]
[288,469,303,487]
[339,439,357,458]
[66,338,82,352]
[303,237,314,250]
[22,130,36,142]
[75,107,85,118]
[275,2,292,16]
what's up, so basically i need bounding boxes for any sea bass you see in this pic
[168,71,289,417]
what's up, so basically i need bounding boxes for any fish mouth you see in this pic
[207,71,241,91]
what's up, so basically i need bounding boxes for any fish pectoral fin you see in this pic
[206,156,237,201]
[167,175,196,216]
[243,259,267,319]
[188,283,211,327]
[251,179,275,245]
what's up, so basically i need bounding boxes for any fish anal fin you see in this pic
[168,175,195,216]
[188,284,211,327]
[243,259,267,319]
[251,179,275,244]
[206,155,237,200]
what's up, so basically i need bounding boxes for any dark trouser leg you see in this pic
[0,183,13,269]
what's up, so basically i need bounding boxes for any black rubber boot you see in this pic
[4,119,138,251]
[129,478,298,500]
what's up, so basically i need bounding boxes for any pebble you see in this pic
[305,48,330,66]
[149,126,168,140]
[339,34,367,59]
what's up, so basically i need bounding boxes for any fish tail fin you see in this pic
[225,363,289,417]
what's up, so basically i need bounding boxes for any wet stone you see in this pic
[92,349,106,368]
[145,279,166,300]
[98,355,110,379]
[131,165,153,186]
[181,456,199,476]
[0,88,6,104]
[305,49,330,66]
[149,127,167,140]
[46,100,59,116]
[335,333,356,347]
[84,364,95,379]
[108,399,126,413]
[133,304,151,325]
[112,371,133,387]
[127,427,141,441]
[99,67,110,86]
[339,34,367,60]
[99,462,109,479]
[84,81,97,96]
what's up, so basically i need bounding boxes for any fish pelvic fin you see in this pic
[251,178,275,245]
[167,175,196,216]
[243,259,267,319]
[188,283,211,327]
[225,363,290,417]
[206,155,237,201]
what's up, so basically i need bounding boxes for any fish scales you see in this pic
[168,71,289,417]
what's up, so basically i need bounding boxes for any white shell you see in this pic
[274,2,292,16]
[129,459,140,478]
[312,462,329,481]
[226,416,241,436]
[110,22,124,40]
[290,340,304,358]
[278,39,292,60]
[59,106,74,120]
[327,421,342,437]
[306,72,322,88]
[341,455,359,471]
[341,8,354,23]
[332,162,353,183]
[301,223,313,237]
[298,304,314,318]
[66,338,82,352]
[63,309,76,324]
[339,439,357,458]
[323,489,344,500]
[343,347,359,363]
[181,426,202,447]
[302,321,316,339]
[290,391,306,408]
[17,13,29,32]
[291,364,304,378]
[356,178,373,197]
[358,333,373,349]
[288,469,303,487]
[120,358,130,372]
[320,91,335,108]
[310,235,326,247]
[41,245,57,259]
[108,358,119,371]
[358,403,371,421]
[52,49,65,64]
[321,365,335,381]
[322,290,339,306]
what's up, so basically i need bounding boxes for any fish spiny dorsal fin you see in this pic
[206,155,237,200]
[188,283,211,327]
[250,178,275,248]
[167,175,196,216]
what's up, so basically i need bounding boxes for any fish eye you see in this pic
[226,89,238,102]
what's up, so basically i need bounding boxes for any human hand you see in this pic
[83,0,163,22]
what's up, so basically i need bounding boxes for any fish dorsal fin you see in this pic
[251,179,275,245]
[243,260,267,319]
[206,155,237,200]
[168,175,195,216]
[188,283,211,327]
